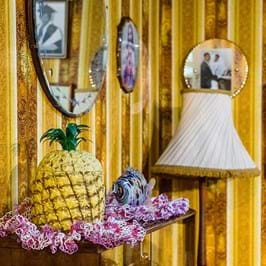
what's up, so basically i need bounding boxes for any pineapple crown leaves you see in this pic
[40,123,90,151]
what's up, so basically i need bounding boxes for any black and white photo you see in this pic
[35,0,68,58]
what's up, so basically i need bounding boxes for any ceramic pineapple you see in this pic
[30,123,105,231]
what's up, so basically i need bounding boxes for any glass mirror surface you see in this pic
[183,39,248,96]
[31,0,107,116]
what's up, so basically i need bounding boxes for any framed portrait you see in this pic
[49,84,73,112]
[183,39,248,96]
[35,0,68,58]
[117,17,139,93]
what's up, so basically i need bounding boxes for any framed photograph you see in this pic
[199,48,232,91]
[49,84,73,112]
[35,0,68,58]
[183,39,248,96]
[117,17,139,93]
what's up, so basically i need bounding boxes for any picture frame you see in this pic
[183,39,248,96]
[35,0,68,58]
[117,17,139,93]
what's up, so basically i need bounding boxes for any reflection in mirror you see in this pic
[29,0,107,116]
[89,46,108,90]
[183,39,248,97]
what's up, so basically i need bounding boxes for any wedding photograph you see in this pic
[199,48,232,91]
[184,47,233,92]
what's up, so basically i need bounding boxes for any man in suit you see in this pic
[37,5,63,55]
[200,52,217,89]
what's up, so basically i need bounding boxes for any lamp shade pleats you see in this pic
[152,92,260,178]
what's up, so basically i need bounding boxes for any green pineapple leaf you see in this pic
[40,123,90,151]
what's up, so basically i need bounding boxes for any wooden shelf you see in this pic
[0,209,196,266]
[145,208,195,234]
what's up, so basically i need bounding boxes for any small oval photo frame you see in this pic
[117,17,139,93]
[183,39,248,97]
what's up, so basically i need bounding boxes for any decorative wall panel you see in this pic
[205,0,228,39]
[152,1,204,265]
[262,0,266,264]
[16,0,37,202]
[229,0,262,266]
[129,0,142,170]
[205,1,228,265]
[0,0,263,265]
[0,0,13,213]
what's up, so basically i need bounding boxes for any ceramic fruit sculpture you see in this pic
[30,123,105,231]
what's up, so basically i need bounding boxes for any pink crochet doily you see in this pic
[0,193,189,254]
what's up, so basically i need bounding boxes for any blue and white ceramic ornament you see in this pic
[112,168,155,206]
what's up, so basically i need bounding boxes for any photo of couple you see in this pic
[200,49,232,91]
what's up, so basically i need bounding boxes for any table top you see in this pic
[145,208,195,234]
[0,209,196,254]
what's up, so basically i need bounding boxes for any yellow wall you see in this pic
[0,0,263,265]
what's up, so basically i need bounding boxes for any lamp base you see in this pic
[197,178,206,266]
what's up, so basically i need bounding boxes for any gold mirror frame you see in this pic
[183,39,248,97]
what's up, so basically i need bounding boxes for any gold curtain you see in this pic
[0,0,263,265]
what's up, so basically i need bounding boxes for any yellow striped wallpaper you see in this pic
[0,0,263,265]
[229,1,262,266]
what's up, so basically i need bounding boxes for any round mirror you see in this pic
[183,39,248,97]
[27,0,107,117]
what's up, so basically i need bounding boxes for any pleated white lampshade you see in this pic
[152,91,260,178]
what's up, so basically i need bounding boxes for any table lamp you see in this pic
[151,39,260,266]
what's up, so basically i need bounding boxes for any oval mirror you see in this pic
[27,0,107,117]
[183,39,248,97]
